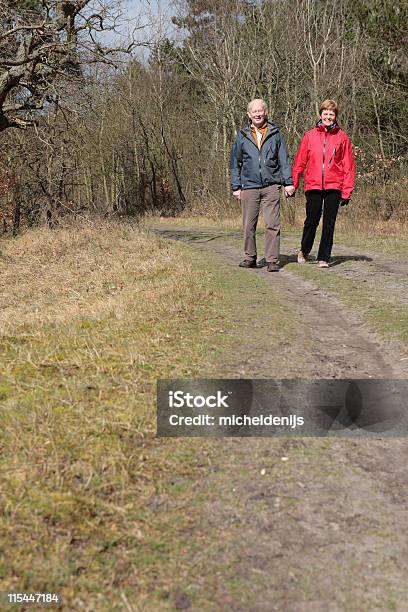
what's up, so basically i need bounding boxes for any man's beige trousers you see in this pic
[241,184,281,264]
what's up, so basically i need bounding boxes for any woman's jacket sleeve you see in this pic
[340,136,355,200]
[292,133,309,190]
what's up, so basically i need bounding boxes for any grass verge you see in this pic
[0,220,300,610]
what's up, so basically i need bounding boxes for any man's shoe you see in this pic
[297,250,307,264]
[257,257,269,268]
[267,262,280,272]
[239,259,257,268]
[317,260,329,268]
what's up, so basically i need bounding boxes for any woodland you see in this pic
[0,0,406,231]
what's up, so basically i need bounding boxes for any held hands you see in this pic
[232,189,241,200]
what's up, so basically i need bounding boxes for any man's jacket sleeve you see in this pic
[230,137,242,191]
[277,132,293,186]
[292,133,309,190]
[341,136,355,200]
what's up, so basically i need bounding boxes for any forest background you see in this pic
[0,0,407,232]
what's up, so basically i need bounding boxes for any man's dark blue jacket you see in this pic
[230,121,293,191]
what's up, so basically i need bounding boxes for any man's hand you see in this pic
[232,189,241,200]
[284,185,295,198]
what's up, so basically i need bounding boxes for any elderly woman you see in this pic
[292,99,355,268]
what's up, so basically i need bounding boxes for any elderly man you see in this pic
[231,99,294,272]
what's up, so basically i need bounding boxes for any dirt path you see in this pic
[152,227,408,611]
[203,240,408,379]
[154,227,408,379]
[155,226,408,281]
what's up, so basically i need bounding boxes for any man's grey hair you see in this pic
[247,98,268,113]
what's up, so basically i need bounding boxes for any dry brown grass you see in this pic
[0,219,302,610]
[0,220,227,610]
[146,212,242,230]
[0,222,195,327]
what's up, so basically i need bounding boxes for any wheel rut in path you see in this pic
[283,235,408,306]
[152,227,408,611]
[210,241,408,379]
[153,226,408,380]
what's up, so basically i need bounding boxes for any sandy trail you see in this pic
[153,227,408,611]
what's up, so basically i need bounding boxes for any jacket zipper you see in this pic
[322,131,327,189]
[258,132,276,186]
[329,147,336,165]
[242,130,277,187]
[259,152,262,185]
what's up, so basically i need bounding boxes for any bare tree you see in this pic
[301,0,337,115]
[173,0,252,200]
[0,0,137,132]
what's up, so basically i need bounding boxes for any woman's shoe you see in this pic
[297,250,307,264]
[317,260,329,268]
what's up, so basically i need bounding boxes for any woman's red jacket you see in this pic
[292,123,355,199]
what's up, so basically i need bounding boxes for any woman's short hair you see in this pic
[319,99,338,117]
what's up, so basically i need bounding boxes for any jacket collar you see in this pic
[316,118,340,133]
[242,119,278,138]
